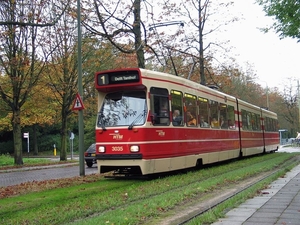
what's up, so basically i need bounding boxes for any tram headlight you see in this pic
[130,145,139,152]
[98,146,105,153]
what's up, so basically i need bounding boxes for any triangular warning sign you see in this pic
[72,93,85,110]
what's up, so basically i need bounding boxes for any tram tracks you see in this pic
[78,154,299,225]
[2,153,297,225]
[158,156,299,225]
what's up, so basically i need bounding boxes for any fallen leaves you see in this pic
[0,174,101,199]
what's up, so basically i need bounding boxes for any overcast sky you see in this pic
[222,0,300,89]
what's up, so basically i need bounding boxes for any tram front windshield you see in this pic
[97,90,147,128]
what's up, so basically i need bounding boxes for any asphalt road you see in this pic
[0,163,98,187]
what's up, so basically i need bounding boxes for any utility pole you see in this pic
[77,0,85,176]
[266,85,269,110]
[298,80,300,131]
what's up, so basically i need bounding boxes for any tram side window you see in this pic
[250,113,260,130]
[227,105,235,129]
[150,87,170,126]
[269,118,274,131]
[171,90,183,126]
[274,119,278,131]
[273,119,278,131]
[185,93,197,126]
[242,111,260,131]
[264,117,268,131]
[265,117,277,131]
[220,103,228,129]
[267,117,272,131]
[255,113,261,130]
[198,97,209,127]
[265,117,270,131]
[241,109,250,130]
[210,100,219,128]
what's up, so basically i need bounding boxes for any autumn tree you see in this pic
[277,79,299,135]
[82,0,147,68]
[257,0,300,41]
[152,0,236,85]
[210,63,262,104]
[44,1,132,160]
[21,73,59,155]
[43,4,108,161]
[257,0,300,132]
[0,0,69,165]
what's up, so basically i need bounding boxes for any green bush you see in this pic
[37,134,61,151]
[0,140,14,155]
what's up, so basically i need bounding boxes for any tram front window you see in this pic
[97,91,147,128]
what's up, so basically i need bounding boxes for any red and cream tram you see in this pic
[94,68,279,176]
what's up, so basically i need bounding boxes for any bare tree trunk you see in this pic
[12,110,23,165]
[60,111,68,161]
[60,130,67,161]
[33,124,38,155]
[133,0,145,68]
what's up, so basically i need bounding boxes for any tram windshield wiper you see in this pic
[128,110,147,130]
[97,112,107,131]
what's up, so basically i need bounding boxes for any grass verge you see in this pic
[0,152,299,225]
[0,154,77,170]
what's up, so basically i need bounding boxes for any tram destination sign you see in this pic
[97,71,140,85]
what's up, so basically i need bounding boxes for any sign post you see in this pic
[23,132,29,157]
[72,93,85,111]
[72,91,85,175]
[70,132,74,160]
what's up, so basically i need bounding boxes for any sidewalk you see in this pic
[212,152,300,225]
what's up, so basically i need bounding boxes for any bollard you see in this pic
[54,144,56,156]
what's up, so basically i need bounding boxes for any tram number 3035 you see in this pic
[112,146,124,151]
